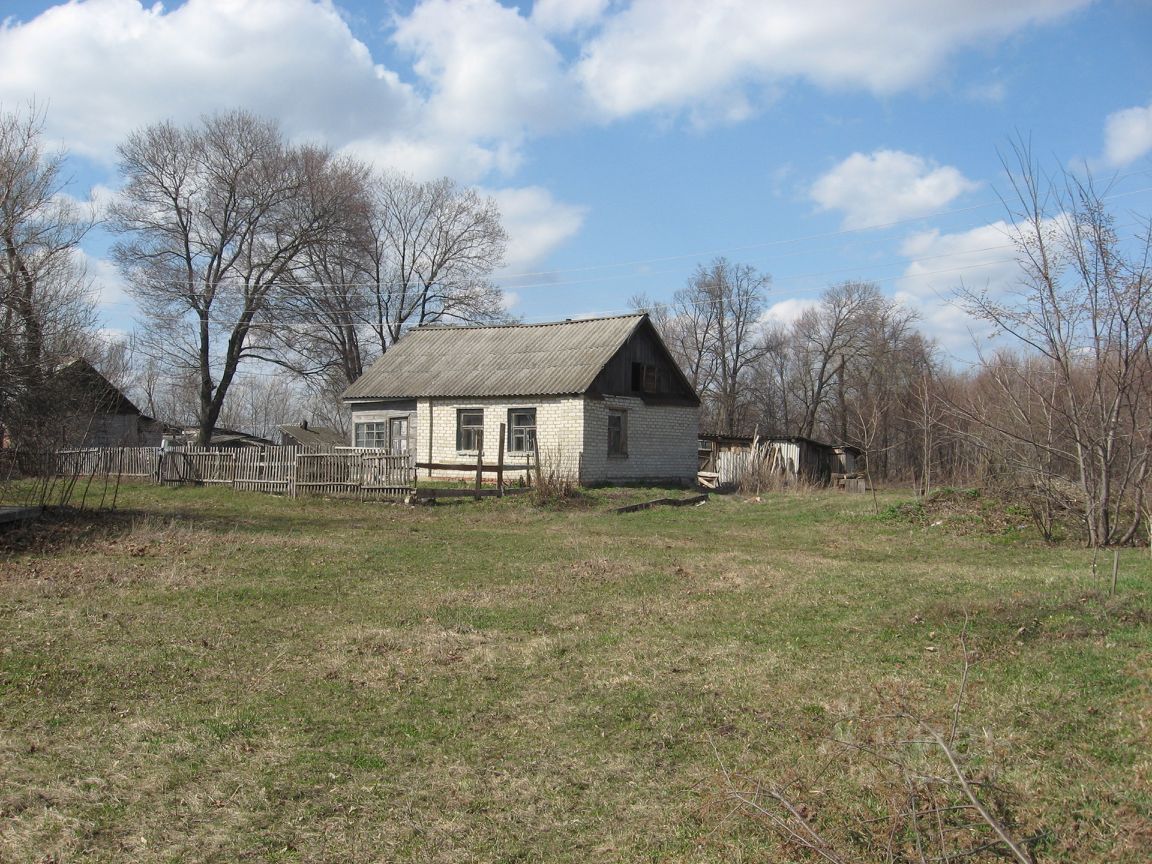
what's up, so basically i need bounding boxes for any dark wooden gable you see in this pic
[55,358,141,416]
[588,318,700,405]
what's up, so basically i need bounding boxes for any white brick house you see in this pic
[341,315,701,486]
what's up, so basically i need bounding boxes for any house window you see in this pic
[457,409,484,451]
[354,422,389,449]
[607,409,627,457]
[389,417,408,454]
[631,362,658,392]
[508,408,536,452]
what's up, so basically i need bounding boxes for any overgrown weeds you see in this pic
[883,488,1038,538]
[710,625,1046,863]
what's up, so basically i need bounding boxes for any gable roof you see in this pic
[54,358,142,416]
[342,315,653,401]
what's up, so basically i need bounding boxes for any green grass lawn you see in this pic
[1,485,1149,862]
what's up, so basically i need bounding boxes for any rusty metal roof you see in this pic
[342,315,647,400]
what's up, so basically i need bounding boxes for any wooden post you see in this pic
[1110,549,1119,597]
[475,441,484,501]
[532,436,542,489]
[496,423,506,498]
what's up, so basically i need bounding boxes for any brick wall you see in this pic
[581,396,698,485]
[416,396,585,480]
[354,394,699,486]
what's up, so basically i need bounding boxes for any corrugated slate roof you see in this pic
[278,424,346,447]
[342,315,646,400]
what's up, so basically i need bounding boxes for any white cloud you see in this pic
[761,298,818,328]
[342,135,519,184]
[531,0,612,35]
[393,0,582,142]
[0,0,418,163]
[811,150,981,229]
[79,250,132,310]
[576,0,1089,119]
[1103,100,1152,167]
[967,80,1007,104]
[489,185,587,273]
[895,221,1024,352]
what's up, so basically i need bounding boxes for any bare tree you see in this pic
[660,258,770,434]
[260,156,373,386]
[0,103,97,447]
[267,170,510,399]
[216,373,303,441]
[109,111,360,444]
[789,281,879,439]
[958,142,1152,545]
[365,173,510,354]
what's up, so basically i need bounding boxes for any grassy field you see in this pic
[1,485,1149,862]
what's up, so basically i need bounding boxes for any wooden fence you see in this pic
[48,446,415,500]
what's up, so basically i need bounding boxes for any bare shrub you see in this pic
[532,442,579,505]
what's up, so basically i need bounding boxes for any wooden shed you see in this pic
[700,433,862,489]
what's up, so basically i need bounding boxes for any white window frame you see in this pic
[508,408,537,453]
[457,409,484,452]
[354,422,389,449]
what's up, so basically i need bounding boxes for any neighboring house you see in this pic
[53,358,165,448]
[342,314,701,485]
[277,421,345,448]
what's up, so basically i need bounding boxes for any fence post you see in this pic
[497,422,506,498]
[532,437,542,488]
[475,445,484,501]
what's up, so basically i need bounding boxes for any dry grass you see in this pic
[0,484,1148,862]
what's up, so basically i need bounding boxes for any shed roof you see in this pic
[342,315,649,401]
[278,424,345,447]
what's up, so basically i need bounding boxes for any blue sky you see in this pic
[3,0,1151,361]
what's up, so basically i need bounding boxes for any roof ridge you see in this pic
[415,313,645,332]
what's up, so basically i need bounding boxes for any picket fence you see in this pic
[54,445,415,500]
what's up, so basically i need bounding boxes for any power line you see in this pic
[86,180,1152,296]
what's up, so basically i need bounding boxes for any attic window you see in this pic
[631,362,658,392]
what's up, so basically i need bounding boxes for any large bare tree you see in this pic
[110,111,360,444]
[364,173,509,353]
[644,258,770,434]
[0,104,97,447]
[789,281,879,438]
[268,170,510,395]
